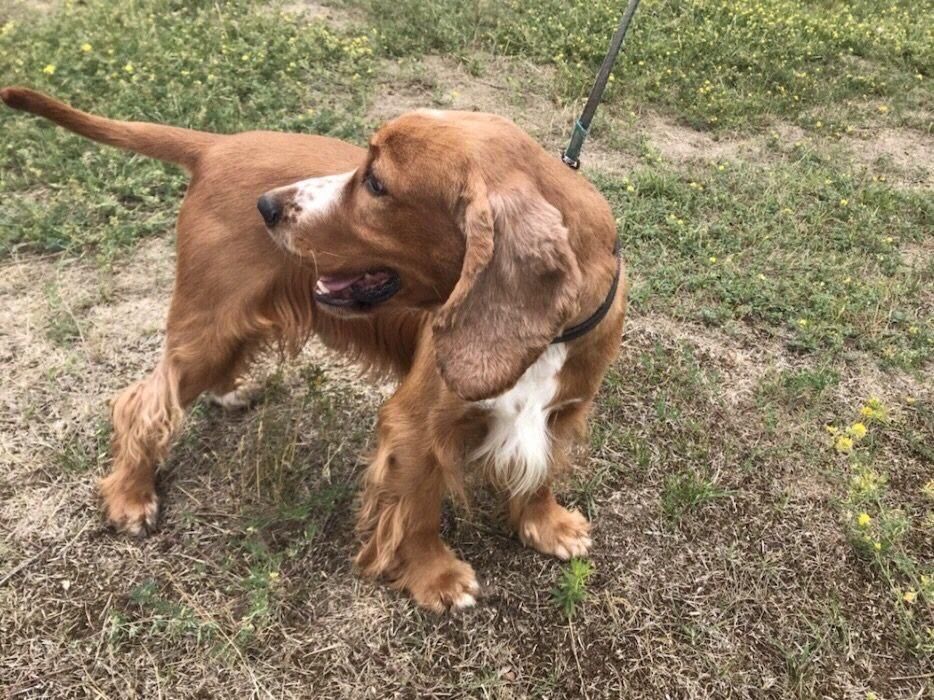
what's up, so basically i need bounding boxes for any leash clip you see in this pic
[560,0,641,173]
[560,150,581,169]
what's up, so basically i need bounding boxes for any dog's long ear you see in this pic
[432,177,582,401]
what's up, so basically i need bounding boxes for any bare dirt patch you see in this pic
[280,0,360,29]
[842,127,933,188]
[626,312,791,407]
[640,114,751,164]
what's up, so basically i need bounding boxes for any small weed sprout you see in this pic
[553,558,594,619]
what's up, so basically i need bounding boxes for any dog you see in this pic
[258,110,627,610]
[3,88,626,611]
[1,87,422,535]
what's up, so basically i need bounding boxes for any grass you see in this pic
[601,153,932,368]
[43,280,84,345]
[359,0,932,129]
[0,0,375,256]
[832,398,934,655]
[1,0,932,697]
[661,469,732,521]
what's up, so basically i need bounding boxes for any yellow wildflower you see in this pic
[902,589,916,604]
[80,42,93,53]
[708,256,717,264]
[835,435,854,454]
[839,198,848,207]
[848,422,867,440]
[850,469,885,499]
[124,62,134,74]
[856,512,872,528]
[860,397,887,422]
[42,64,56,75]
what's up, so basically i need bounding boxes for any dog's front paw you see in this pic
[403,553,480,613]
[99,475,159,536]
[517,501,591,560]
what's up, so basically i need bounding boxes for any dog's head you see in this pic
[258,111,583,400]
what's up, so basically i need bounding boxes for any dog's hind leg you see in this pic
[205,373,263,411]
[101,324,254,535]
[101,356,183,535]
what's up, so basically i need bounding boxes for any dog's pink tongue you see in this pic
[318,274,362,292]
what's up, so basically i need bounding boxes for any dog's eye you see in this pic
[363,171,387,197]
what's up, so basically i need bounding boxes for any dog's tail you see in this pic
[1,86,217,172]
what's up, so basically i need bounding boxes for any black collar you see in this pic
[551,240,621,344]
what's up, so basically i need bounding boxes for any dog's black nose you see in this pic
[257,194,282,227]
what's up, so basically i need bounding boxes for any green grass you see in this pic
[0,0,375,256]
[599,156,932,368]
[661,469,731,521]
[832,400,934,655]
[359,0,931,129]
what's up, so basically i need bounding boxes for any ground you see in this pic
[1,0,932,698]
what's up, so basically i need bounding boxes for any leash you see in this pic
[561,0,641,170]
[552,4,639,342]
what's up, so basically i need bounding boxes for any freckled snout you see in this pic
[257,193,283,227]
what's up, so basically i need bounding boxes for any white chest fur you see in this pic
[471,344,568,496]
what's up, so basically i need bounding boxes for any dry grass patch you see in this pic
[3,236,929,696]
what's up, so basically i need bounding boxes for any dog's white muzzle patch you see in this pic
[291,170,355,224]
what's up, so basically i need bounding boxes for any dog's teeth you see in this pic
[315,280,328,295]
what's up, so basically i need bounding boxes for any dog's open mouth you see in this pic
[313,269,401,309]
